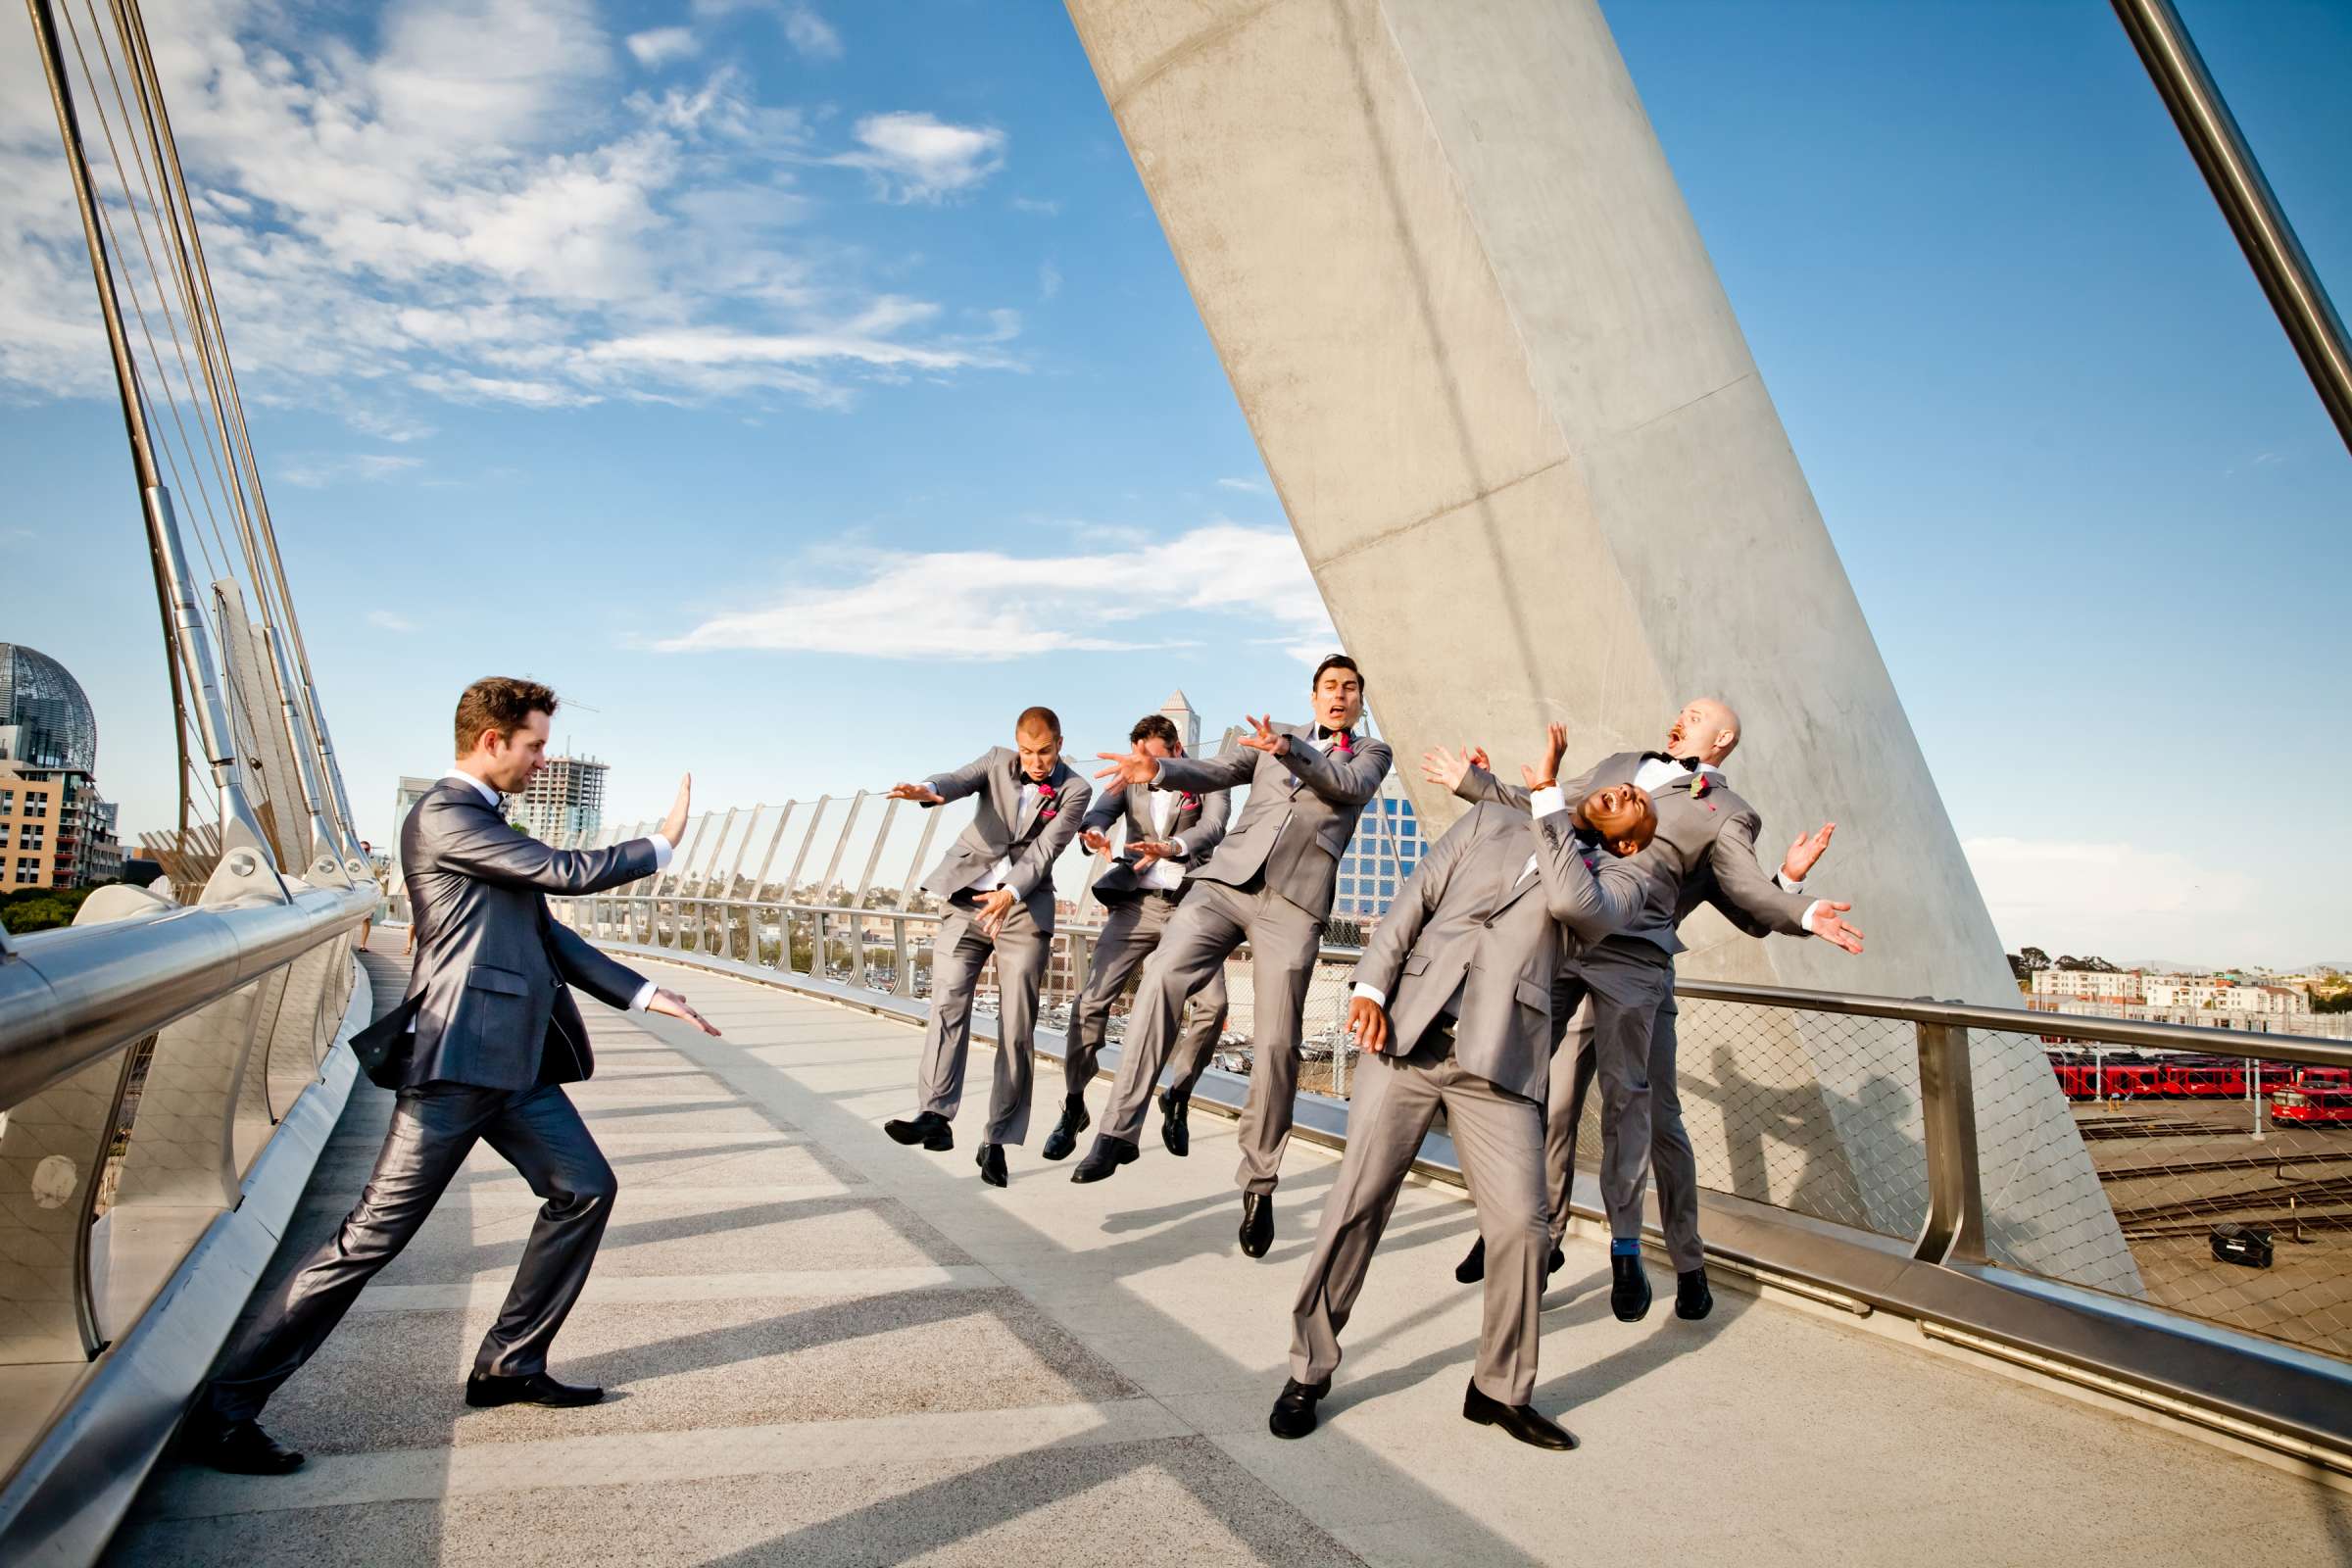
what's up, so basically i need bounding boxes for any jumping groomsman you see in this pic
[1043,712,1233,1162]
[1430,698,1863,1322]
[883,707,1091,1188]
[1273,757,1659,1448]
[1072,656,1393,1263]
[183,678,718,1474]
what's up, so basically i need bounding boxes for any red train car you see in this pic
[2162,1060,2248,1098]
[2271,1083,2352,1125]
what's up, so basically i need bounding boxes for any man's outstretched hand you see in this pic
[647,988,720,1036]
[887,782,946,806]
[1093,752,1159,789]
[974,887,1018,939]
[1421,744,1481,793]
[660,774,692,846]
[1806,902,1866,956]
[1235,715,1287,756]
[1783,822,1837,883]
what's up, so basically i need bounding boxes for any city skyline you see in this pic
[1,0,2346,966]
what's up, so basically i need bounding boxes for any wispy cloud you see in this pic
[1009,196,1059,217]
[625,26,699,67]
[366,609,417,632]
[783,5,842,60]
[0,0,1020,419]
[1216,476,1267,494]
[834,112,1005,203]
[280,453,425,488]
[1039,260,1061,301]
[658,521,1336,662]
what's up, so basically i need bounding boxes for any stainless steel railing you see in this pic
[558,879,2352,1466]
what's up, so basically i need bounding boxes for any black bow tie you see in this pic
[1642,751,1700,773]
[1315,726,1352,742]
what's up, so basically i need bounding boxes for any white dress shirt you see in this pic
[1618,760,1826,933]
[1133,787,1191,891]
[430,769,667,1015]
[962,780,1041,894]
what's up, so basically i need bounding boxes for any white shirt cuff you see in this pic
[1528,785,1568,818]
[1801,900,1828,937]
[1776,869,1803,894]
[648,832,674,871]
[628,979,659,1011]
[1352,982,1387,1009]
[1170,836,1189,859]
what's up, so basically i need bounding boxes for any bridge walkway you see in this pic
[103,942,2352,1565]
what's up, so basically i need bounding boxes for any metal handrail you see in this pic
[0,883,374,1108]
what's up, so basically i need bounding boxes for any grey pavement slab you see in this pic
[107,954,2352,1568]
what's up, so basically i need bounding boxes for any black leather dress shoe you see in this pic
[1069,1137,1138,1183]
[1548,1246,1564,1277]
[1463,1381,1577,1450]
[1267,1375,1330,1439]
[1158,1090,1191,1156]
[884,1112,955,1152]
[1610,1252,1652,1322]
[1040,1096,1090,1160]
[976,1143,1008,1187]
[465,1371,605,1409]
[1239,1193,1275,1257]
[1455,1237,1486,1284]
[1676,1264,1713,1321]
[181,1417,305,1475]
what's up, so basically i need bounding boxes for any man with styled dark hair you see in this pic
[1073,655,1392,1260]
[1044,710,1232,1161]
[883,706,1092,1187]
[182,678,715,1475]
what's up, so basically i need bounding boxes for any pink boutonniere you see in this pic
[1689,772,1719,812]
[1179,792,1200,810]
[1332,731,1354,756]
[1036,781,1058,820]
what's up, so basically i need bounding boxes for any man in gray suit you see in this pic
[1043,712,1232,1161]
[883,707,1092,1188]
[1431,698,1862,1322]
[1071,656,1393,1263]
[1271,761,1657,1448]
[183,678,716,1475]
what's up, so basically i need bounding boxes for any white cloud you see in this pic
[1009,196,1059,217]
[658,521,1335,662]
[835,113,1005,203]
[626,27,700,67]
[1039,260,1061,300]
[783,5,842,60]
[0,0,1019,418]
[1963,836,2262,963]
[367,609,418,632]
[1216,476,1268,494]
[281,453,424,487]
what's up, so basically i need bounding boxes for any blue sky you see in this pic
[1,0,2345,966]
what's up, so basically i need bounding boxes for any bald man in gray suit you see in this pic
[1271,766,1658,1449]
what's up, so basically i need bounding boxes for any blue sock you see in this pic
[1610,1238,1641,1258]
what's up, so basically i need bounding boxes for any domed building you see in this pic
[0,643,122,889]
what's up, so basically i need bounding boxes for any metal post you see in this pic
[2112,0,2352,452]
[1912,1020,1988,1266]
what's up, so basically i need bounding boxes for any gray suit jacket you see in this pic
[918,749,1093,933]
[1458,751,1811,958]
[351,778,658,1092]
[1081,778,1231,905]
[1153,722,1394,920]
[1352,802,1649,1102]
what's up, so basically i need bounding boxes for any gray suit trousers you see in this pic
[205,1081,616,1422]
[1063,894,1227,1100]
[1293,1027,1548,1404]
[917,896,1049,1144]
[1547,947,1703,1269]
[1090,877,1321,1195]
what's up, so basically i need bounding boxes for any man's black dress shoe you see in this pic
[884,1112,954,1152]
[1455,1237,1486,1284]
[1158,1090,1191,1156]
[977,1143,1008,1187]
[1268,1376,1330,1439]
[465,1371,605,1409]
[1069,1137,1138,1183]
[1676,1264,1713,1321]
[1463,1381,1577,1450]
[1239,1193,1275,1257]
[1610,1252,1652,1322]
[180,1417,305,1475]
[1548,1246,1564,1277]
[1040,1096,1089,1161]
